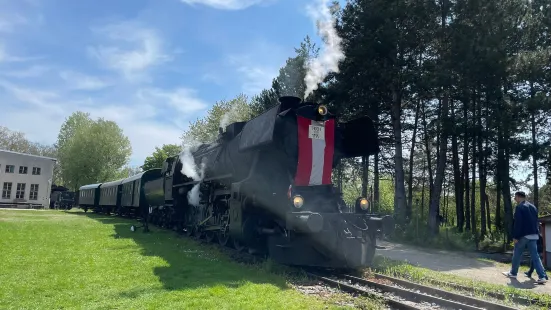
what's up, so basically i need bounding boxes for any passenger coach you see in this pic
[78,183,102,212]
[78,169,162,218]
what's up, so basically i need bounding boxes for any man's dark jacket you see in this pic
[513,200,539,240]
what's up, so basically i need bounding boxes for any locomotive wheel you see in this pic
[205,231,215,243]
[218,231,229,246]
[233,239,245,252]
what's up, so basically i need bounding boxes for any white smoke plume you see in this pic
[179,140,206,207]
[219,103,242,131]
[303,0,345,99]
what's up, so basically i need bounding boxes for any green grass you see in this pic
[367,256,551,309]
[0,209,382,310]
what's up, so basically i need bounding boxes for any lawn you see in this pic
[0,209,372,310]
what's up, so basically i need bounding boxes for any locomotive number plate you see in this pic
[308,124,325,140]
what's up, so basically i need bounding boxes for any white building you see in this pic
[0,149,57,209]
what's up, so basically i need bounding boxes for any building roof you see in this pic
[0,149,57,161]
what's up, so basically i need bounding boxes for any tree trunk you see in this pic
[465,164,471,231]
[499,122,513,241]
[362,156,369,198]
[462,97,470,231]
[407,100,421,221]
[477,93,486,237]
[531,109,539,209]
[421,157,426,221]
[391,85,407,223]
[471,138,477,237]
[429,96,449,235]
[471,91,477,239]
[374,153,380,213]
[485,193,491,233]
[496,172,502,230]
[484,100,491,233]
[451,102,464,231]
[422,101,434,195]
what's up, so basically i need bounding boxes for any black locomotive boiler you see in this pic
[78,96,394,269]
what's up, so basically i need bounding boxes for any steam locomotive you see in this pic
[78,96,394,269]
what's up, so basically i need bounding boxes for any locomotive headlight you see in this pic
[359,198,369,210]
[317,105,328,116]
[293,195,304,208]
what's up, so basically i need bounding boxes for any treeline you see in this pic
[181,0,551,249]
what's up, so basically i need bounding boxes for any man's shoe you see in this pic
[502,271,517,278]
[524,271,532,278]
[536,277,547,284]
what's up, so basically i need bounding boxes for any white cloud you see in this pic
[59,70,111,91]
[2,65,50,78]
[0,80,208,166]
[137,87,208,114]
[230,57,278,95]
[0,80,63,112]
[179,0,275,10]
[225,40,287,95]
[0,43,44,63]
[87,21,171,81]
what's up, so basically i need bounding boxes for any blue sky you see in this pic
[0,0,325,166]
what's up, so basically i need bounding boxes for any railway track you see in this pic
[307,271,520,310]
[369,273,543,308]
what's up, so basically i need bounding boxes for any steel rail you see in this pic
[307,272,422,310]
[345,273,518,310]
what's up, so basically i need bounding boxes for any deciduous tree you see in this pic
[142,144,182,171]
[56,113,132,190]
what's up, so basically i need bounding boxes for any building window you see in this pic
[2,182,12,199]
[16,183,26,199]
[5,165,14,173]
[29,184,39,200]
[19,166,28,174]
[32,167,41,175]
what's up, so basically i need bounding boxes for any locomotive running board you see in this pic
[174,174,233,187]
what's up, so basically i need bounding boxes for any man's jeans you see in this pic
[511,237,547,279]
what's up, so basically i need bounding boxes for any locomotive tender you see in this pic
[78,96,394,269]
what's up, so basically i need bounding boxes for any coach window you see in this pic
[32,167,41,175]
[2,182,12,199]
[5,165,14,173]
[30,184,39,200]
[19,166,28,174]
[16,183,26,199]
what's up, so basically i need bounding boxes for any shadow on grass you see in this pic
[67,210,292,293]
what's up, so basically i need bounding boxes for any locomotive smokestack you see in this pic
[279,96,301,111]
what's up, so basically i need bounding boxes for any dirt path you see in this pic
[376,240,551,295]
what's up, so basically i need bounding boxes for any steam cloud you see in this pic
[179,141,206,207]
[303,0,345,99]
[219,103,242,131]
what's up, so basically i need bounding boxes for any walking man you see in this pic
[503,191,548,284]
